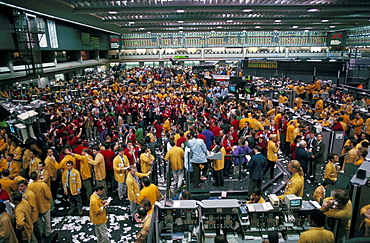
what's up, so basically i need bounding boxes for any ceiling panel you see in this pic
[1,0,370,33]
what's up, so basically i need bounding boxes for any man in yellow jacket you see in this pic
[11,191,34,242]
[351,113,364,136]
[164,141,185,189]
[126,165,150,217]
[314,97,324,119]
[113,147,130,201]
[298,211,334,243]
[62,161,83,215]
[321,189,352,242]
[71,148,93,203]
[324,153,339,183]
[137,177,160,206]
[18,179,40,241]
[87,146,107,199]
[89,185,110,243]
[28,172,52,238]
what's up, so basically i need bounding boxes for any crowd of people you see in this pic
[0,65,369,242]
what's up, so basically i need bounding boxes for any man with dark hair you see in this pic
[324,153,340,183]
[5,153,19,179]
[139,198,153,215]
[28,150,42,174]
[313,178,334,203]
[17,179,41,242]
[100,142,116,193]
[181,190,192,200]
[247,187,265,204]
[0,169,16,195]
[71,148,93,203]
[321,189,352,242]
[165,140,185,189]
[36,162,50,188]
[187,131,208,188]
[28,172,52,238]
[89,185,110,243]
[138,177,160,206]
[113,147,130,201]
[87,146,107,198]
[62,161,83,215]
[0,201,17,242]
[126,165,150,217]
[311,133,326,182]
[11,191,34,242]
[298,211,334,243]
[135,206,152,243]
[247,146,267,196]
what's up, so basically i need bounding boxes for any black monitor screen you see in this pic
[228,84,237,93]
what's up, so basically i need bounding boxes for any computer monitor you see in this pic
[228,84,237,93]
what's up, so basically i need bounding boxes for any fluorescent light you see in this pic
[330,25,336,28]
[292,25,298,28]
[242,9,253,12]
[179,31,183,33]
[308,8,318,12]
[108,11,118,14]
[242,30,247,32]
[274,19,281,23]
[176,9,185,13]
[129,21,135,24]
[217,26,223,28]
[211,30,215,32]
[147,31,151,33]
[255,26,261,29]
[227,20,233,23]
[322,19,329,22]
[179,26,183,29]
[178,20,184,23]
[304,29,309,32]
[139,27,145,30]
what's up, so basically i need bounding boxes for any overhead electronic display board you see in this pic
[121,31,327,49]
[347,26,370,46]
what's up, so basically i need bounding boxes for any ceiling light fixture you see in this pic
[322,19,329,22]
[292,25,298,28]
[227,20,233,23]
[211,30,215,32]
[147,31,151,33]
[129,22,135,24]
[255,26,261,29]
[178,20,184,23]
[274,19,281,23]
[179,26,183,29]
[176,9,185,13]
[330,25,336,28]
[108,11,118,14]
[179,31,183,33]
[242,9,253,12]
[139,27,145,30]
[308,8,318,12]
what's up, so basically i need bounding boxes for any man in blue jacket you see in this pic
[187,132,208,188]
[247,146,267,196]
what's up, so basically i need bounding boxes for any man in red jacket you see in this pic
[100,143,116,192]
